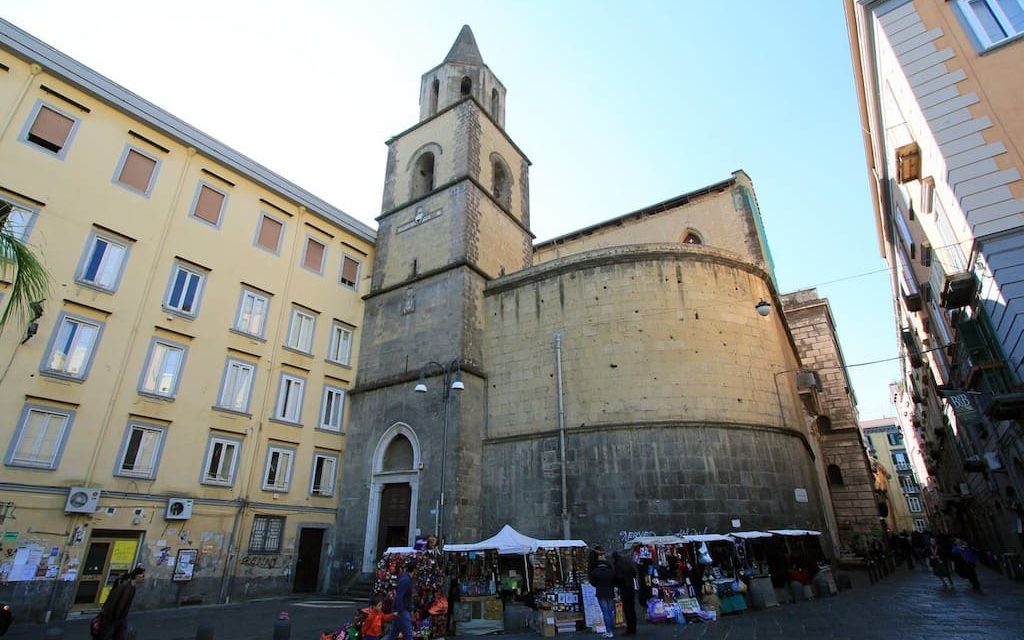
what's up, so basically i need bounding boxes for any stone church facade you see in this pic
[337,27,871,574]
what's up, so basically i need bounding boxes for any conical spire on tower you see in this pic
[444,25,484,66]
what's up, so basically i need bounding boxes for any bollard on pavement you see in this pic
[42,625,63,639]
[273,610,291,640]
[196,623,215,640]
[125,622,137,640]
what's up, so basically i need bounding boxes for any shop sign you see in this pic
[794,488,808,503]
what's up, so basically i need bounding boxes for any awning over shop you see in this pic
[382,546,418,555]
[622,535,687,546]
[444,524,586,555]
[729,531,774,539]
[767,529,822,537]
[682,534,734,543]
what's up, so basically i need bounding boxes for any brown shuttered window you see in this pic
[341,256,360,287]
[303,238,325,273]
[257,215,283,252]
[118,150,157,193]
[193,185,225,225]
[27,106,75,153]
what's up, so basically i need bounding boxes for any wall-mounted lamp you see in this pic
[755,299,772,317]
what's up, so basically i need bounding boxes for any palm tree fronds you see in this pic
[0,214,51,329]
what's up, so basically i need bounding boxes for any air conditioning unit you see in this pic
[796,371,822,391]
[165,498,194,520]
[65,487,101,514]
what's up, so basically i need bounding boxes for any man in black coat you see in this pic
[589,551,617,638]
[612,552,638,636]
[98,567,145,640]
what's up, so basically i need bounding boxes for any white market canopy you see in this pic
[681,534,734,543]
[729,531,774,540]
[383,546,418,555]
[623,535,687,546]
[444,524,587,555]
[768,529,822,537]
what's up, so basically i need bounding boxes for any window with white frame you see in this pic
[42,314,101,379]
[319,386,345,432]
[310,453,338,497]
[262,446,294,491]
[235,288,270,337]
[286,307,316,353]
[913,518,928,533]
[302,237,326,274]
[140,339,186,398]
[1,199,37,243]
[891,450,911,470]
[77,232,129,291]
[327,322,353,365]
[202,435,240,486]
[956,0,1024,49]
[217,359,255,413]
[116,422,165,479]
[165,262,206,316]
[4,406,74,470]
[248,515,285,553]
[114,146,159,196]
[22,100,79,158]
[275,373,305,423]
[340,255,361,289]
[907,496,923,513]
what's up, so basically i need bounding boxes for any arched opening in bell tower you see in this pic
[412,152,435,199]
[492,155,511,209]
[491,88,500,118]
[460,76,472,97]
[430,78,440,115]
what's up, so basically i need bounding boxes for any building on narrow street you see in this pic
[847,0,1024,561]
[0,19,373,619]
[862,416,931,533]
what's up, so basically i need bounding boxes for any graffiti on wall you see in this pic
[241,554,281,569]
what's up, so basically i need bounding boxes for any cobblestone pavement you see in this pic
[7,565,1023,639]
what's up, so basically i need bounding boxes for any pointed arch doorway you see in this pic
[362,423,422,572]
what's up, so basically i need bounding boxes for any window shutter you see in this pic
[28,106,75,150]
[304,239,325,271]
[258,216,283,251]
[341,257,359,285]
[119,150,157,192]
[194,186,225,224]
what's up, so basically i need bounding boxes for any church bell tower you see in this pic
[337,25,533,572]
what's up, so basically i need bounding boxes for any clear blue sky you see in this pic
[3,1,900,418]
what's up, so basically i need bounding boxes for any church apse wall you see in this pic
[480,244,831,551]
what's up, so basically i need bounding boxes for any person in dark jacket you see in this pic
[384,560,416,640]
[589,552,617,638]
[612,552,637,636]
[99,566,145,640]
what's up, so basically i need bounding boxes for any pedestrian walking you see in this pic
[951,538,982,591]
[928,540,954,589]
[612,552,637,636]
[95,566,145,640]
[589,550,617,638]
[383,560,417,640]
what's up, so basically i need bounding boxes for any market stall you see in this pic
[374,548,449,639]
[444,525,588,637]
[728,531,778,609]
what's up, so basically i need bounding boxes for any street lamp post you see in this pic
[413,359,464,544]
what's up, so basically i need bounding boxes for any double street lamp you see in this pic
[413,359,464,543]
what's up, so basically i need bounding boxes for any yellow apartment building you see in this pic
[0,19,374,619]
[861,418,930,534]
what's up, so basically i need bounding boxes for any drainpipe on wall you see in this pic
[219,498,246,603]
[554,331,571,539]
